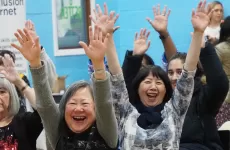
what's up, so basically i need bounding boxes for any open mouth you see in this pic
[72,116,86,122]
[147,93,157,101]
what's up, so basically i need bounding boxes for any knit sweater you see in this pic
[110,70,195,150]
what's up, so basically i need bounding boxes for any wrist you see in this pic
[14,78,26,90]
[92,61,105,70]
[30,60,42,68]
[159,31,169,37]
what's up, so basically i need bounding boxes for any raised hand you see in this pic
[79,25,109,65]
[0,54,21,84]
[192,0,213,33]
[90,3,119,36]
[133,28,151,55]
[147,5,171,35]
[11,29,41,67]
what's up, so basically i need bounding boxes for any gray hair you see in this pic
[58,80,94,134]
[0,75,20,117]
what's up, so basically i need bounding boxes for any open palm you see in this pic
[147,5,171,33]
[151,16,168,32]
[0,55,20,84]
[79,25,109,63]
[91,3,119,36]
[192,12,210,33]
[192,0,212,33]
[133,29,151,55]
[11,29,41,64]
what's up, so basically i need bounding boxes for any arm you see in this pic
[30,62,60,149]
[200,42,229,115]
[147,5,177,61]
[172,1,213,115]
[40,47,57,89]
[11,28,60,149]
[122,50,143,105]
[92,72,118,148]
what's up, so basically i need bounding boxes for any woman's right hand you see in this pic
[11,29,41,68]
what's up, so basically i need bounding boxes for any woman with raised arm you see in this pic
[13,25,118,150]
[92,1,211,149]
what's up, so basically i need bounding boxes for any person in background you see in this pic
[215,16,230,128]
[204,1,224,44]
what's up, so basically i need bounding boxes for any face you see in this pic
[138,73,166,107]
[65,87,95,133]
[168,59,183,89]
[211,4,223,23]
[0,88,10,114]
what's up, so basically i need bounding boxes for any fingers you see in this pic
[146,31,150,39]
[197,0,202,12]
[79,41,89,53]
[17,29,28,42]
[201,0,206,12]
[96,4,103,17]
[34,36,40,48]
[104,3,108,15]
[2,54,14,67]
[89,15,97,24]
[94,25,99,40]
[192,9,196,18]
[93,9,99,20]
[156,4,160,15]
[135,32,138,41]
[113,14,119,23]
[23,28,33,42]
[109,11,115,21]
[89,26,93,42]
[99,28,103,42]
[147,40,151,49]
[146,17,153,25]
[142,28,147,37]
[11,43,21,51]
[139,28,144,38]
[207,9,214,18]
[153,6,157,17]
[162,5,167,16]
[14,32,24,46]
[166,9,171,18]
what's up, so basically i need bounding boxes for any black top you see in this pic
[180,43,229,150]
[122,43,229,150]
[0,111,43,150]
[56,124,117,150]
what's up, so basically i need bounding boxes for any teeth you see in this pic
[73,117,85,119]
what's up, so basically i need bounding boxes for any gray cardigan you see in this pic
[30,64,118,149]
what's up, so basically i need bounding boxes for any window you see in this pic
[52,0,94,56]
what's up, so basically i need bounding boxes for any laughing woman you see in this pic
[12,26,118,150]
[91,1,212,149]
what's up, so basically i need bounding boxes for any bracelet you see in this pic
[159,33,170,40]
[94,69,105,74]
[21,84,28,92]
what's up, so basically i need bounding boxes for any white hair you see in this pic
[0,75,20,117]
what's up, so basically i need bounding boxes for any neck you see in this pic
[209,19,220,28]
[0,114,13,127]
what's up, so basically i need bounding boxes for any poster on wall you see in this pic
[0,0,27,75]
[52,0,94,56]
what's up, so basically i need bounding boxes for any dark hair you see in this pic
[143,53,155,66]
[168,52,204,78]
[219,16,230,43]
[0,50,16,63]
[58,81,93,135]
[131,65,173,105]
